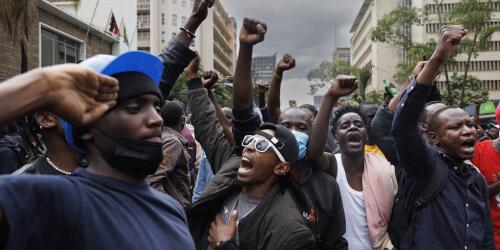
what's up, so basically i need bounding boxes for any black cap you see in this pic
[161,101,184,126]
[257,123,299,164]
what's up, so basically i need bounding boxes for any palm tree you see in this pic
[0,0,38,73]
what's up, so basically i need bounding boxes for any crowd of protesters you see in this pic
[0,0,498,249]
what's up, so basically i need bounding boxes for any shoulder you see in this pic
[0,175,78,202]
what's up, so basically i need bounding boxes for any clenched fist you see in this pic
[239,18,267,46]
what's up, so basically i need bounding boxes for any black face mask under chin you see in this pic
[93,129,163,178]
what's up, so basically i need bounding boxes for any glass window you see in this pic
[172,14,177,27]
[181,16,187,26]
[162,31,165,43]
[182,0,186,7]
[41,28,81,67]
[161,13,165,25]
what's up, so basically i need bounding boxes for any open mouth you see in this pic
[346,133,362,143]
[460,139,475,153]
[240,156,254,170]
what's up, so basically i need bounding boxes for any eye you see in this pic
[125,106,141,114]
[282,123,291,129]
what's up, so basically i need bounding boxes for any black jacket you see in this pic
[186,85,316,250]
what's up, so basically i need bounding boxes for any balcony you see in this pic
[137,3,150,12]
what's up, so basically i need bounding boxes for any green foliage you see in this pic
[307,60,371,102]
[371,6,423,50]
[441,74,488,107]
[168,74,233,109]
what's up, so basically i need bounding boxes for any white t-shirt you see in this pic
[335,154,373,250]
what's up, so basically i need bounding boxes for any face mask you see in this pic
[292,130,309,160]
[94,129,163,178]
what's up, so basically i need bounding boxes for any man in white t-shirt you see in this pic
[332,106,398,250]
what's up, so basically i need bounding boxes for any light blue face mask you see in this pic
[291,130,309,160]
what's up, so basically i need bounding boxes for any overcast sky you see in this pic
[219,0,364,78]
[218,0,364,104]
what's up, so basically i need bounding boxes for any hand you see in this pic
[184,56,200,80]
[42,64,119,126]
[239,18,267,46]
[257,82,269,94]
[208,211,237,248]
[472,100,482,108]
[189,0,215,23]
[276,54,296,73]
[328,75,358,98]
[433,25,467,62]
[202,71,219,90]
[411,61,428,78]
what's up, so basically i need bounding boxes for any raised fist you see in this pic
[328,75,358,98]
[239,18,267,46]
[202,70,219,90]
[434,25,467,61]
[184,56,200,80]
[277,54,296,73]
[257,82,269,94]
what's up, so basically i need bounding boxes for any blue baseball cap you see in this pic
[63,51,164,155]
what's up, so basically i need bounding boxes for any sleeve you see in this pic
[370,107,400,168]
[390,81,437,179]
[481,175,495,249]
[277,226,317,250]
[187,80,234,175]
[158,38,198,98]
[147,139,183,193]
[321,181,348,250]
[232,107,261,156]
[0,176,79,249]
[0,149,19,174]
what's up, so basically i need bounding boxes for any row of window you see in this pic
[426,21,500,33]
[448,60,500,72]
[171,0,194,8]
[138,30,196,46]
[425,2,500,14]
[436,80,500,91]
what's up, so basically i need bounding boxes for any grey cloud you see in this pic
[219,0,364,78]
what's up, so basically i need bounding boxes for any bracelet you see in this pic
[180,27,196,38]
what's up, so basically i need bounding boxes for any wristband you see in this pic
[180,27,196,39]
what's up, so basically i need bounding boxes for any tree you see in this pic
[0,0,37,74]
[441,74,489,106]
[449,0,498,107]
[307,60,371,102]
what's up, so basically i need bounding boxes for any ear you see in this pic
[418,122,428,133]
[35,112,58,129]
[429,132,440,146]
[274,162,290,176]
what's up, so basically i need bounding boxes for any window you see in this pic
[190,0,194,8]
[138,13,150,27]
[191,39,195,47]
[172,14,177,27]
[182,0,186,7]
[161,13,165,25]
[137,31,150,41]
[172,32,177,40]
[41,27,82,67]
[181,16,187,26]
[161,31,165,43]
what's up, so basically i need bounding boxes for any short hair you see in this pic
[418,101,445,124]
[161,101,184,127]
[331,106,367,133]
[428,106,460,132]
[299,104,318,117]
[280,107,314,124]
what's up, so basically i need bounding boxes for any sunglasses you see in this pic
[242,135,286,163]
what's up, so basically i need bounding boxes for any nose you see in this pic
[147,107,163,128]
[462,124,476,136]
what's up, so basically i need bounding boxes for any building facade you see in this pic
[137,0,236,77]
[252,54,277,84]
[333,47,351,64]
[0,0,117,81]
[51,0,137,53]
[350,0,500,99]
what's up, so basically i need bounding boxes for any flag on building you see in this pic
[121,19,129,46]
[108,11,120,35]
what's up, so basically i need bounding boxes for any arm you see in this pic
[391,25,466,177]
[202,71,234,146]
[231,18,268,153]
[158,0,213,97]
[257,83,269,109]
[473,101,481,127]
[184,58,234,174]
[268,54,296,123]
[307,75,358,161]
[0,65,118,127]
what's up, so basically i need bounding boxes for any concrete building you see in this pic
[333,47,351,64]
[50,0,137,53]
[137,0,236,76]
[252,54,277,84]
[0,0,118,81]
[350,0,401,92]
[350,0,500,98]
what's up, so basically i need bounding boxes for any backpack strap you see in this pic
[415,158,448,209]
